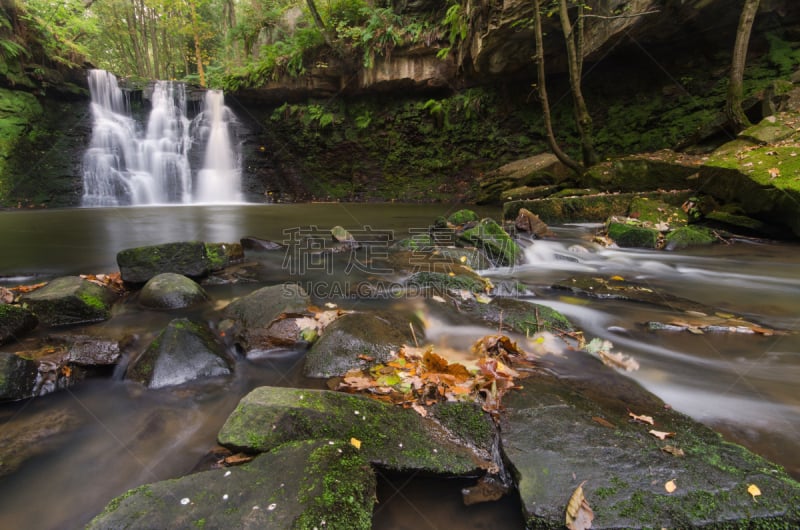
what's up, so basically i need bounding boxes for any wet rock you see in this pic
[503,184,562,202]
[460,218,522,267]
[451,296,574,336]
[0,407,82,477]
[221,283,311,353]
[218,386,494,475]
[138,273,209,310]
[126,318,232,389]
[86,440,375,530]
[501,350,800,528]
[0,303,38,344]
[406,271,488,295]
[19,276,115,327]
[239,236,285,251]
[304,311,420,378]
[117,241,243,283]
[664,225,717,250]
[607,221,660,249]
[0,351,38,401]
[514,208,553,238]
[331,225,358,246]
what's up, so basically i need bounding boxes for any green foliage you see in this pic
[354,110,372,129]
[765,32,800,76]
[307,104,335,128]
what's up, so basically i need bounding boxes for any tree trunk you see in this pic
[126,0,145,76]
[149,5,160,79]
[533,0,583,175]
[559,0,598,167]
[726,0,760,131]
[306,0,334,48]
[188,0,205,87]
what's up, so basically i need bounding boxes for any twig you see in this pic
[409,322,419,347]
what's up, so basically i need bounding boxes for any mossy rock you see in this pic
[704,210,779,237]
[628,197,688,227]
[0,351,38,401]
[502,350,800,528]
[580,151,700,192]
[738,115,796,144]
[607,221,660,249]
[447,209,480,225]
[138,273,209,310]
[460,218,522,266]
[117,241,243,283]
[0,304,38,345]
[406,271,488,295]
[86,440,375,530]
[476,153,566,204]
[664,226,717,250]
[501,184,561,202]
[125,318,232,389]
[217,386,493,475]
[19,276,115,327]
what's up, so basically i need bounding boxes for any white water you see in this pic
[81,70,241,206]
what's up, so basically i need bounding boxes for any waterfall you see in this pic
[193,90,242,203]
[81,70,242,206]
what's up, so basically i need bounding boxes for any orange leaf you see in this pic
[629,412,655,425]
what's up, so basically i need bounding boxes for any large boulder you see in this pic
[126,318,232,389]
[460,218,522,267]
[117,241,243,283]
[221,283,311,353]
[87,439,375,530]
[138,273,209,310]
[19,276,115,327]
[501,350,800,528]
[304,311,420,378]
[0,351,38,401]
[0,303,37,344]
[476,153,567,204]
[580,150,701,192]
[218,386,496,475]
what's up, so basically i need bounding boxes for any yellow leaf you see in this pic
[350,437,362,450]
[610,275,624,281]
[665,479,677,493]
[747,484,761,501]
[565,481,594,530]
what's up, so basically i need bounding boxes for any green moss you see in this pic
[432,402,494,448]
[407,271,487,294]
[607,221,660,249]
[460,218,521,266]
[664,225,716,250]
[78,291,107,312]
[95,485,153,517]
[447,209,480,225]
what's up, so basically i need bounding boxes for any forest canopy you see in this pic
[2,0,452,90]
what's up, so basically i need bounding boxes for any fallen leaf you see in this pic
[629,412,655,425]
[665,479,677,493]
[350,437,362,450]
[411,403,428,417]
[660,445,685,457]
[747,483,761,501]
[591,416,615,429]
[223,453,254,466]
[565,480,594,530]
[768,167,780,179]
[649,429,675,440]
[598,350,640,372]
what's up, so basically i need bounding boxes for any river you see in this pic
[0,203,798,529]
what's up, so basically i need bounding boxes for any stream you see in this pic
[0,203,798,529]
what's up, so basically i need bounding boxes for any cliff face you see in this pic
[233,0,800,104]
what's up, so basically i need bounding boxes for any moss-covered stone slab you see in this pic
[0,351,38,401]
[138,273,209,310]
[607,221,660,249]
[501,350,800,528]
[460,218,522,266]
[580,150,701,192]
[476,153,567,204]
[221,283,311,353]
[628,197,688,227]
[503,191,692,224]
[19,276,114,327]
[406,271,489,295]
[126,318,232,389]
[0,407,82,477]
[218,386,494,475]
[86,440,375,530]
[502,184,561,202]
[738,115,796,144]
[0,303,38,345]
[117,241,243,283]
[664,225,717,250]
[304,311,420,378]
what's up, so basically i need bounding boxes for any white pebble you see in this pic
[222,494,229,501]
[224,470,231,477]
[267,503,277,511]
[180,498,190,505]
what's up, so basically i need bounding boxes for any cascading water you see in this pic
[81,69,242,206]
[193,90,242,203]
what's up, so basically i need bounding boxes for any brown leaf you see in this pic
[591,416,615,429]
[223,453,254,466]
[665,479,677,493]
[660,445,685,457]
[629,412,655,425]
[565,480,594,530]
[649,429,675,440]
